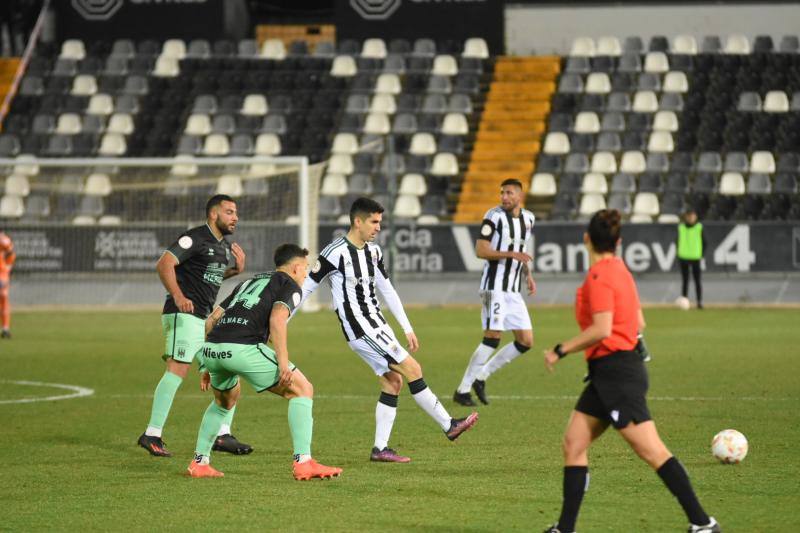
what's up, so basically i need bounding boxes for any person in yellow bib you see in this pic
[677,209,706,309]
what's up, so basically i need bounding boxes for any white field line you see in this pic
[102,393,797,402]
[0,380,95,404]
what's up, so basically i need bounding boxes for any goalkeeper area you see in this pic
[2,307,798,531]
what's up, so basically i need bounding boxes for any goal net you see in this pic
[0,155,323,308]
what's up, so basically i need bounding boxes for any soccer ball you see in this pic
[711,429,748,464]
[675,296,691,310]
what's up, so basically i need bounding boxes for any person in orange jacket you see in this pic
[0,231,15,338]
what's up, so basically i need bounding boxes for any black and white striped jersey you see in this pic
[478,207,535,293]
[302,236,412,342]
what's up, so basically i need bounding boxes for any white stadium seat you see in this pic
[530,173,557,196]
[719,172,746,195]
[330,55,357,77]
[202,134,229,156]
[361,38,387,59]
[543,132,570,154]
[764,91,789,113]
[596,36,622,56]
[241,94,268,116]
[750,151,776,174]
[619,151,647,173]
[647,131,674,153]
[574,111,600,134]
[724,34,751,54]
[60,39,86,60]
[672,35,698,54]
[590,152,617,174]
[398,173,428,196]
[579,193,607,217]
[430,153,458,176]
[332,133,359,155]
[216,175,243,196]
[463,37,489,59]
[261,39,287,60]
[255,133,281,155]
[570,37,595,57]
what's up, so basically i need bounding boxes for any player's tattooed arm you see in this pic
[521,261,536,296]
[224,243,246,278]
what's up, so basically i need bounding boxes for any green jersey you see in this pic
[162,224,232,319]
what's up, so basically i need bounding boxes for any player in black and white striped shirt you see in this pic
[301,198,478,462]
[454,179,537,406]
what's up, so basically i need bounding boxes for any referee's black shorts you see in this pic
[575,350,651,429]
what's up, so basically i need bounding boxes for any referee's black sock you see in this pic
[557,465,588,533]
[656,456,710,526]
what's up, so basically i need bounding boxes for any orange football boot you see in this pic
[187,461,224,478]
[292,459,342,481]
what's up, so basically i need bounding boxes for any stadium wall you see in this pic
[505,2,800,54]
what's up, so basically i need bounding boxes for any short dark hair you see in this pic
[349,197,384,225]
[206,194,235,216]
[274,243,309,268]
[500,178,523,189]
[587,209,622,253]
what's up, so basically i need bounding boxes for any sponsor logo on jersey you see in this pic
[177,347,186,357]
[480,224,493,237]
[312,260,321,273]
[202,346,233,359]
[178,236,193,249]
[292,292,301,307]
[207,248,215,255]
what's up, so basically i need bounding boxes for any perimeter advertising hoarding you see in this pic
[56,0,224,41]
[6,222,798,274]
[335,0,505,54]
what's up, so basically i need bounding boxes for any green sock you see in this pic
[195,402,231,457]
[288,397,313,456]
[146,372,183,432]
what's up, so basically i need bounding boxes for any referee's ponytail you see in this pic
[587,209,622,253]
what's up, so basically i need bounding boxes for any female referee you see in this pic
[542,210,719,533]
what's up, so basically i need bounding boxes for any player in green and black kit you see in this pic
[138,194,252,457]
[187,243,342,480]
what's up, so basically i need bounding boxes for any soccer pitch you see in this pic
[1,307,798,532]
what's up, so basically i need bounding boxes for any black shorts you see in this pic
[574,350,652,429]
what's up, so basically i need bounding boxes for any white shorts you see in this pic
[480,290,533,332]
[348,324,410,376]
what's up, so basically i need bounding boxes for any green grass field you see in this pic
[1,307,798,532]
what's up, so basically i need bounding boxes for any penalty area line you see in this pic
[0,380,95,404]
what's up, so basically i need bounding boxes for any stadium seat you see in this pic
[750,151,776,173]
[632,192,660,219]
[597,36,622,56]
[581,172,608,194]
[202,134,229,156]
[530,173,557,196]
[432,55,458,76]
[261,39,287,60]
[558,74,584,94]
[55,113,81,135]
[252,133,280,156]
[737,92,762,112]
[693,173,718,193]
[329,154,354,175]
[632,91,658,113]
[0,195,24,218]
[394,194,422,219]
[578,193,606,217]
[644,52,669,73]
[570,37,596,57]
[585,73,611,94]
[620,151,646,173]
[774,173,798,193]
[229,134,254,156]
[361,38,387,59]
[663,71,688,93]
[211,114,235,135]
[543,133,570,154]
[463,37,489,58]
[71,75,97,96]
[719,172,747,196]
[332,133,358,155]
[590,151,617,174]
[398,173,427,196]
[610,172,637,193]
[647,131,674,153]
[441,113,468,135]
[370,94,396,114]
[672,35,698,54]
[637,73,661,92]
[99,133,126,155]
[697,151,723,173]
[779,35,799,53]
[363,113,390,135]
[331,55,357,77]
[723,152,749,173]
[652,111,679,132]
[764,91,789,113]
[60,39,86,60]
[430,153,458,176]
[107,113,133,135]
[562,154,587,174]
[321,173,348,196]
[409,133,437,155]
[153,56,179,77]
[375,73,402,95]
[747,173,772,194]
[161,39,186,59]
[240,94,268,116]
[608,192,632,215]
[724,34,751,54]
[185,114,211,136]
[187,39,211,59]
[4,174,30,196]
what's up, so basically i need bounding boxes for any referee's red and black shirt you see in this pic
[575,256,640,360]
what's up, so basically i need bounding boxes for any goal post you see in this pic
[0,155,324,308]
